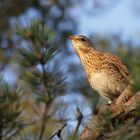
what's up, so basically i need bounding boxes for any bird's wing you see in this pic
[103,53,131,80]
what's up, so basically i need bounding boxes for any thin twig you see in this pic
[48,123,67,140]
[73,107,83,139]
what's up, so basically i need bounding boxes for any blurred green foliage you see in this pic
[0,78,22,139]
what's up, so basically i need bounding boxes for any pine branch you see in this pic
[0,79,22,139]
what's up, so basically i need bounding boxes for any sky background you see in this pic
[71,0,140,43]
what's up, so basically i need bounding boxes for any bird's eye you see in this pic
[80,38,86,41]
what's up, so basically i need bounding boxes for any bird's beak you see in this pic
[69,35,78,42]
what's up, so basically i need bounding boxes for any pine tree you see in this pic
[16,20,67,139]
[0,20,67,140]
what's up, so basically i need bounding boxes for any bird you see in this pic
[69,35,131,104]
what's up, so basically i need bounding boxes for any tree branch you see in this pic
[80,89,140,140]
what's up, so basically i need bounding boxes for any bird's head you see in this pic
[69,35,95,53]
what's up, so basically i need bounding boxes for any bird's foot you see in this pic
[107,99,112,105]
